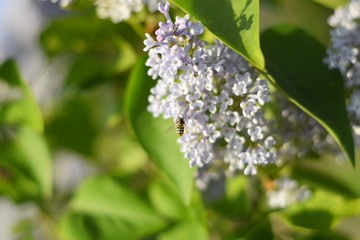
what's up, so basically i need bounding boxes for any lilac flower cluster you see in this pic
[325,0,360,144]
[144,2,276,176]
[266,176,312,209]
[48,0,164,23]
[96,0,144,23]
[95,0,165,23]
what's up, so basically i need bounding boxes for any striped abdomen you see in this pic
[176,117,185,136]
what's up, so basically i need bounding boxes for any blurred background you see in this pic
[1,0,360,239]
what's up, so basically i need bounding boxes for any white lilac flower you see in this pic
[45,0,165,22]
[95,0,144,23]
[0,197,38,240]
[144,1,276,177]
[325,0,360,143]
[266,176,312,209]
[142,0,165,12]
[348,89,360,144]
[348,89,360,120]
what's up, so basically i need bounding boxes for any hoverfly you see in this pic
[176,117,185,136]
[166,117,185,137]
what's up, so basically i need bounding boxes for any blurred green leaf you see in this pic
[261,24,355,166]
[207,175,252,234]
[285,209,334,230]
[158,219,208,240]
[335,213,360,240]
[292,163,359,198]
[41,11,138,89]
[171,0,265,70]
[63,0,94,11]
[242,217,274,240]
[46,96,98,156]
[71,175,163,222]
[124,56,194,204]
[65,36,137,89]
[280,190,360,230]
[0,60,43,132]
[0,126,52,198]
[270,211,351,240]
[301,231,350,240]
[41,12,110,57]
[225,176,250,217]
[148,178,191,219]
[293,153,360,197]
[260,0,333,46]
[60,175,165,240]
[59,212,93,240]
[313,0,348,9]
[40,11,142,58]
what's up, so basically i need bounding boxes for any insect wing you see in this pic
[165,123,175,134]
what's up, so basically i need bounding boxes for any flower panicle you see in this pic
[144,1,277,185]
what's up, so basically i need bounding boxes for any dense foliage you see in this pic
[1,0,360,239]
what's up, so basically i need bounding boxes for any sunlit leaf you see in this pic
[313,0,348,9]
[148,178,191,219]
[63,0,94,11]
[158,219,208,240]
[124,56,194,203]
[261,24,355,166]
[0,126,52,198]
[293,154,360,198]
[59,212,92,240]
[292,162,359,198]
[171,0,265,70]
[40,11,142,58]
[280,190,360,230]
[60,175,165,240]
[0,60,43,132]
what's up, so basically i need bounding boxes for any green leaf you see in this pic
[300,231,351,240]
[292,162,359,198]
[0,126,52,198]
[260,24,355,166]
[294,154,360,198]
[59,212,92,240]
[171,0,265,70]
[280,190,345,230]
[225,176,251,218]
[280,190,360,230]
[313,0,348,9]
[40,11,142,58]
[242,217,274,240]
[40,12,108,57]
[158,219,208,240]
[61,175,165,240]
[62,0,94,11]
[124,56,194,203]
[46,96,98,156]
[148,178,191,219]
[64,36,137,89]
[286,209,334,230]
[0,60,43,132]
